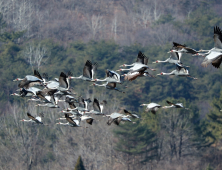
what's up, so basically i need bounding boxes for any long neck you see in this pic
[94,83,106,87]
[123,64,135,67]
[69,75,82,79]
[13,78,23,81]
[157,58,169,63]
[22,119,33,122]
[95,78,107,82]
[59,122,70,126]
[162,71,175,75]
[11,93,21,96]
[162,106,174,109]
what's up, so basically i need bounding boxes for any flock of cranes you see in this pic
[11,26,222,127]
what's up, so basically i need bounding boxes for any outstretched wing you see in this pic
[65,114,77,125]
[59,72,68,88]
[166,100,175,106]
[34,70,43,80]
[27,112,36,121]
[136,51,149,65]
[214,26,222,49]
[211,55,222,68]
[93,98,101,112]
[173,42,186,48]
[123,109,133,116]
[83,60,93,78]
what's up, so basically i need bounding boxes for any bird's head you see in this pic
[13,78,19,81]
[157,72,163,76]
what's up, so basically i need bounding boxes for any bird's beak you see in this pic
[156,74,161,76]
[152,62,156,63]
[167,51,171,53]
[140,104,144,106]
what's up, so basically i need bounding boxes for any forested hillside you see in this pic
[0,0,222,169]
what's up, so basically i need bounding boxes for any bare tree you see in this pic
[23,42,50,71]
[153,0,161,21]
[86,14,103,40]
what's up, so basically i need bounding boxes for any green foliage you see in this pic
[206,164,215,170]
[207,89,222,142]
[114,118,158,163]
[74,156,86,170]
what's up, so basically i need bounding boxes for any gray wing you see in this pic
[46,81,59,89]
[83,60,93,78]
[136,51,144,64]
[214,26,222,49]
[26,75,42,81]
[59,72,68,88]
[201,51,222,68]
[93,98,101,112]
[86,118,93,125]
[78,96,85,108]
[27,112,36,120]
[34,70,43,80]
[166,100,175,106]
[212,55,222,68]
[114,117,122,125]
[151,110,156,115]
[69,101,77,109]
[107,117,114,125]
[65,114,77,125]
[123,109,132,116]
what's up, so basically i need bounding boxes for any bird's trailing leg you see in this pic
[187,75,198,80]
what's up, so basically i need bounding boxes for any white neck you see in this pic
[57,122,69,126]
[69,75,82,79]
[93,83,106,87]
[95,78,107,82]
[122,64,135,67]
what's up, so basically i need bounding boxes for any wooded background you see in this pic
[1,0,222,169]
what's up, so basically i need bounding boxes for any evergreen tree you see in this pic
[74,156,86,170]
[114,118,158,169]
[207,89,222,142]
